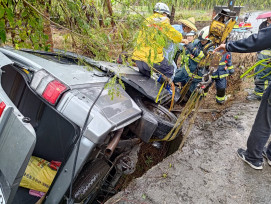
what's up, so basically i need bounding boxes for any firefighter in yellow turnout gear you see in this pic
[132,3,183,78]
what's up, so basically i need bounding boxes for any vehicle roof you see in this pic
[0,47,109,87]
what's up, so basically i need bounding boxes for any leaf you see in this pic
[162,173,167,178]
[0,7,5,19]
[6,8,14,23]
[0,30,6,43]
[142,194,146,199]
[21,10,28,18]
[15,43,19,50]
[16,20,22,26]
[31,33,39,43]
[0,19,5,29]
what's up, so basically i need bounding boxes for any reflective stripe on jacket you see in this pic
[184,64,202,79]
[212,52,233,79]
[185,39,212,73]
[132,13,183,64]
[182,40,213,80]
[260,49,271,56]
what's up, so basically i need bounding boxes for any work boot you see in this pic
[216,96,227,105]
[246,93,261,101]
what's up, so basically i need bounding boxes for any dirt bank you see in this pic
[106,100,271,204]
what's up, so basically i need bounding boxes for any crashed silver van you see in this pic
[0,47,180,204]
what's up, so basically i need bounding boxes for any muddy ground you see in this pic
[106,100,271,204]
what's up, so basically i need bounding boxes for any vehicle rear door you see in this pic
[0,52,36,204]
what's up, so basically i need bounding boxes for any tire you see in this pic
[72,159,110,203]
[134,97,178,139]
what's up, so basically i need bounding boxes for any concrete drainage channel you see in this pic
[105,101,271,204]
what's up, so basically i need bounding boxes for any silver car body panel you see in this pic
[98,61,141,76]
[0,54,36,204]
[54,49,141,76]
[57,86,141,144]
[0,52,13,68]
[0,48,142,139]
[0,48,109,86]
[0,47,142,203]
[53,50,176,103]
[44,136,95,204]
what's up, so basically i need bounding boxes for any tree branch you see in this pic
[22,0,85,37]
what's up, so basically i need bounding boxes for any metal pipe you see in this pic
[105,128,124,157]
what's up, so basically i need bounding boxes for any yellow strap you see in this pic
[169,82,175,112]
[240,58,271,78]
[202,92,208,97]
[260,70,271,79]
[155,82,165,103]
[219,62,226,65]
[23,69,29,74]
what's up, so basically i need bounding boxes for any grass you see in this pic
[175,9,212,22]
[113,3,212,22]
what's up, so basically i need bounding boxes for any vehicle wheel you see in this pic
[134,97,179,139]
[72,159,110,203]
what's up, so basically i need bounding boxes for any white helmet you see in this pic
[198,26,210,41]
[186,31,196,36]
[153,2,170,16]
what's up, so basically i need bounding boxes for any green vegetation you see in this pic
[176,9,212,21]
[0,0,269,59]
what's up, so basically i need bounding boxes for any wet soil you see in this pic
[106,100,271,204]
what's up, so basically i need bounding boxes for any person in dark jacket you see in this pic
[246,49,271,101]
[214,26,271,170]
[173,26,213,95]
[259,17,271,30]
[246,16,271,101]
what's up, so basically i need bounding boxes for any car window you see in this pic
[23,51,82,65]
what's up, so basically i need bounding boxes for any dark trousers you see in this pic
[214,77,226,102]
[135,58,174,78]
[246,84,271,162]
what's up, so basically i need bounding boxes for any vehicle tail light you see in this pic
[42,80,67,105]
[0,101,6,117]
